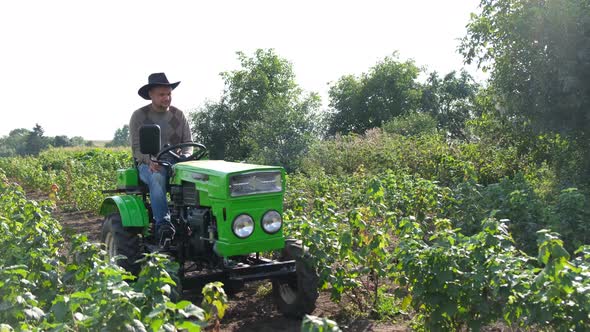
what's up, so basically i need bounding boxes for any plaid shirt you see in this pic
[129,104,193,165]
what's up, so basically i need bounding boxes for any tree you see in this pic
[327,53,422,135]
[191,102,231,161]
[70,136,87,146]
[26,124,49,156]
[0,128,30,156]
[420,70,479,138]
[326,75,363,134]
[106,125,129,147]
[382,112,438,137]
[1,128,91,156]
[53,135,72,148]
[191,49,320,171]
[460,0,590,182]
[460,0,590,137]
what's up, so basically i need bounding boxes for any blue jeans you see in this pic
[138,164,168,227]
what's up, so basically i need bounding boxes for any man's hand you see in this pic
[178,153,192,162]
[148,160,162,172]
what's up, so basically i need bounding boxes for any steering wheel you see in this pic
[155,142,207,163]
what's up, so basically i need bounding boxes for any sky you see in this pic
[0,0,482,141]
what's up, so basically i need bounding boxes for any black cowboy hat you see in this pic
[138,72,181,100]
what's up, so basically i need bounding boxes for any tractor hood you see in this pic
[175,160,281,175]
[170,160,285,200]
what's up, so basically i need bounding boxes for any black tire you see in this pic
[101,213,143,275]
[272,239,319,318]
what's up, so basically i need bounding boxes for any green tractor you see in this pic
[99,125,318,317]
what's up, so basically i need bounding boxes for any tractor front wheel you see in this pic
[101,213,143,275]
[272,239,319,318]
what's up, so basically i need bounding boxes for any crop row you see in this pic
[0,162,339,331]
[284,170,590,330]
[0,169,229,331]
[0,147,132,211]
[2,146,590,329]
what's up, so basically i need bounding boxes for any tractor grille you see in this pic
[182,182,198,206]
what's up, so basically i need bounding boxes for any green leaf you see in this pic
[212,300,226,319]
[147,303,167,318]
[74,312,89,322]
[176,321,201,332]
[149,319,163,331]
[0,324,14,332]
[23,307,44,321]
[4,267,28,278]
[70,291,93,301]
[178,303,205,320]
[51,301,67,321]
[126,320,147,332]
[550,244,570,261]
[340,231,352,249]
[161,284,171,296]
[538,245,550,265]
[401,295,412,310]
[175,300,192,310]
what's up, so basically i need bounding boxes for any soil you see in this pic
[219,284,407,332]
[27,187,408,332]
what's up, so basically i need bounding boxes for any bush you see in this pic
[382,112,438,137]
[301,129,524,187]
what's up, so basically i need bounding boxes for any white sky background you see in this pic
[0,0,482,140]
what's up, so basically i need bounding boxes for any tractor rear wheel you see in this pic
[272,239,319,318]
[101,213,143,275]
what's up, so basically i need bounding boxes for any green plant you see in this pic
[0,147,132,212]
[0,170,226,331]
[551,188,590,252]
[301,315,342,332]
[524,231,590,330]
[201,281,228,325]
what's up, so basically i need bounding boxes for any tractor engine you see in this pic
[170,181,214,256]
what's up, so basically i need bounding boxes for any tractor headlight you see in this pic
[261,210,282,234]
[230,171,282,197]
[232,214,254,238]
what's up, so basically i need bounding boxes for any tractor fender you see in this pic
[100,195,149,227]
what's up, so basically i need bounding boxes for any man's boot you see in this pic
[156,221,175,251]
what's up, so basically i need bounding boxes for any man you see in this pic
[129,72,193,245]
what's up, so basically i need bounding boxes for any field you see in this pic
[4,2,590,329]
[1,135,589,331]
[32,197,402,331]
